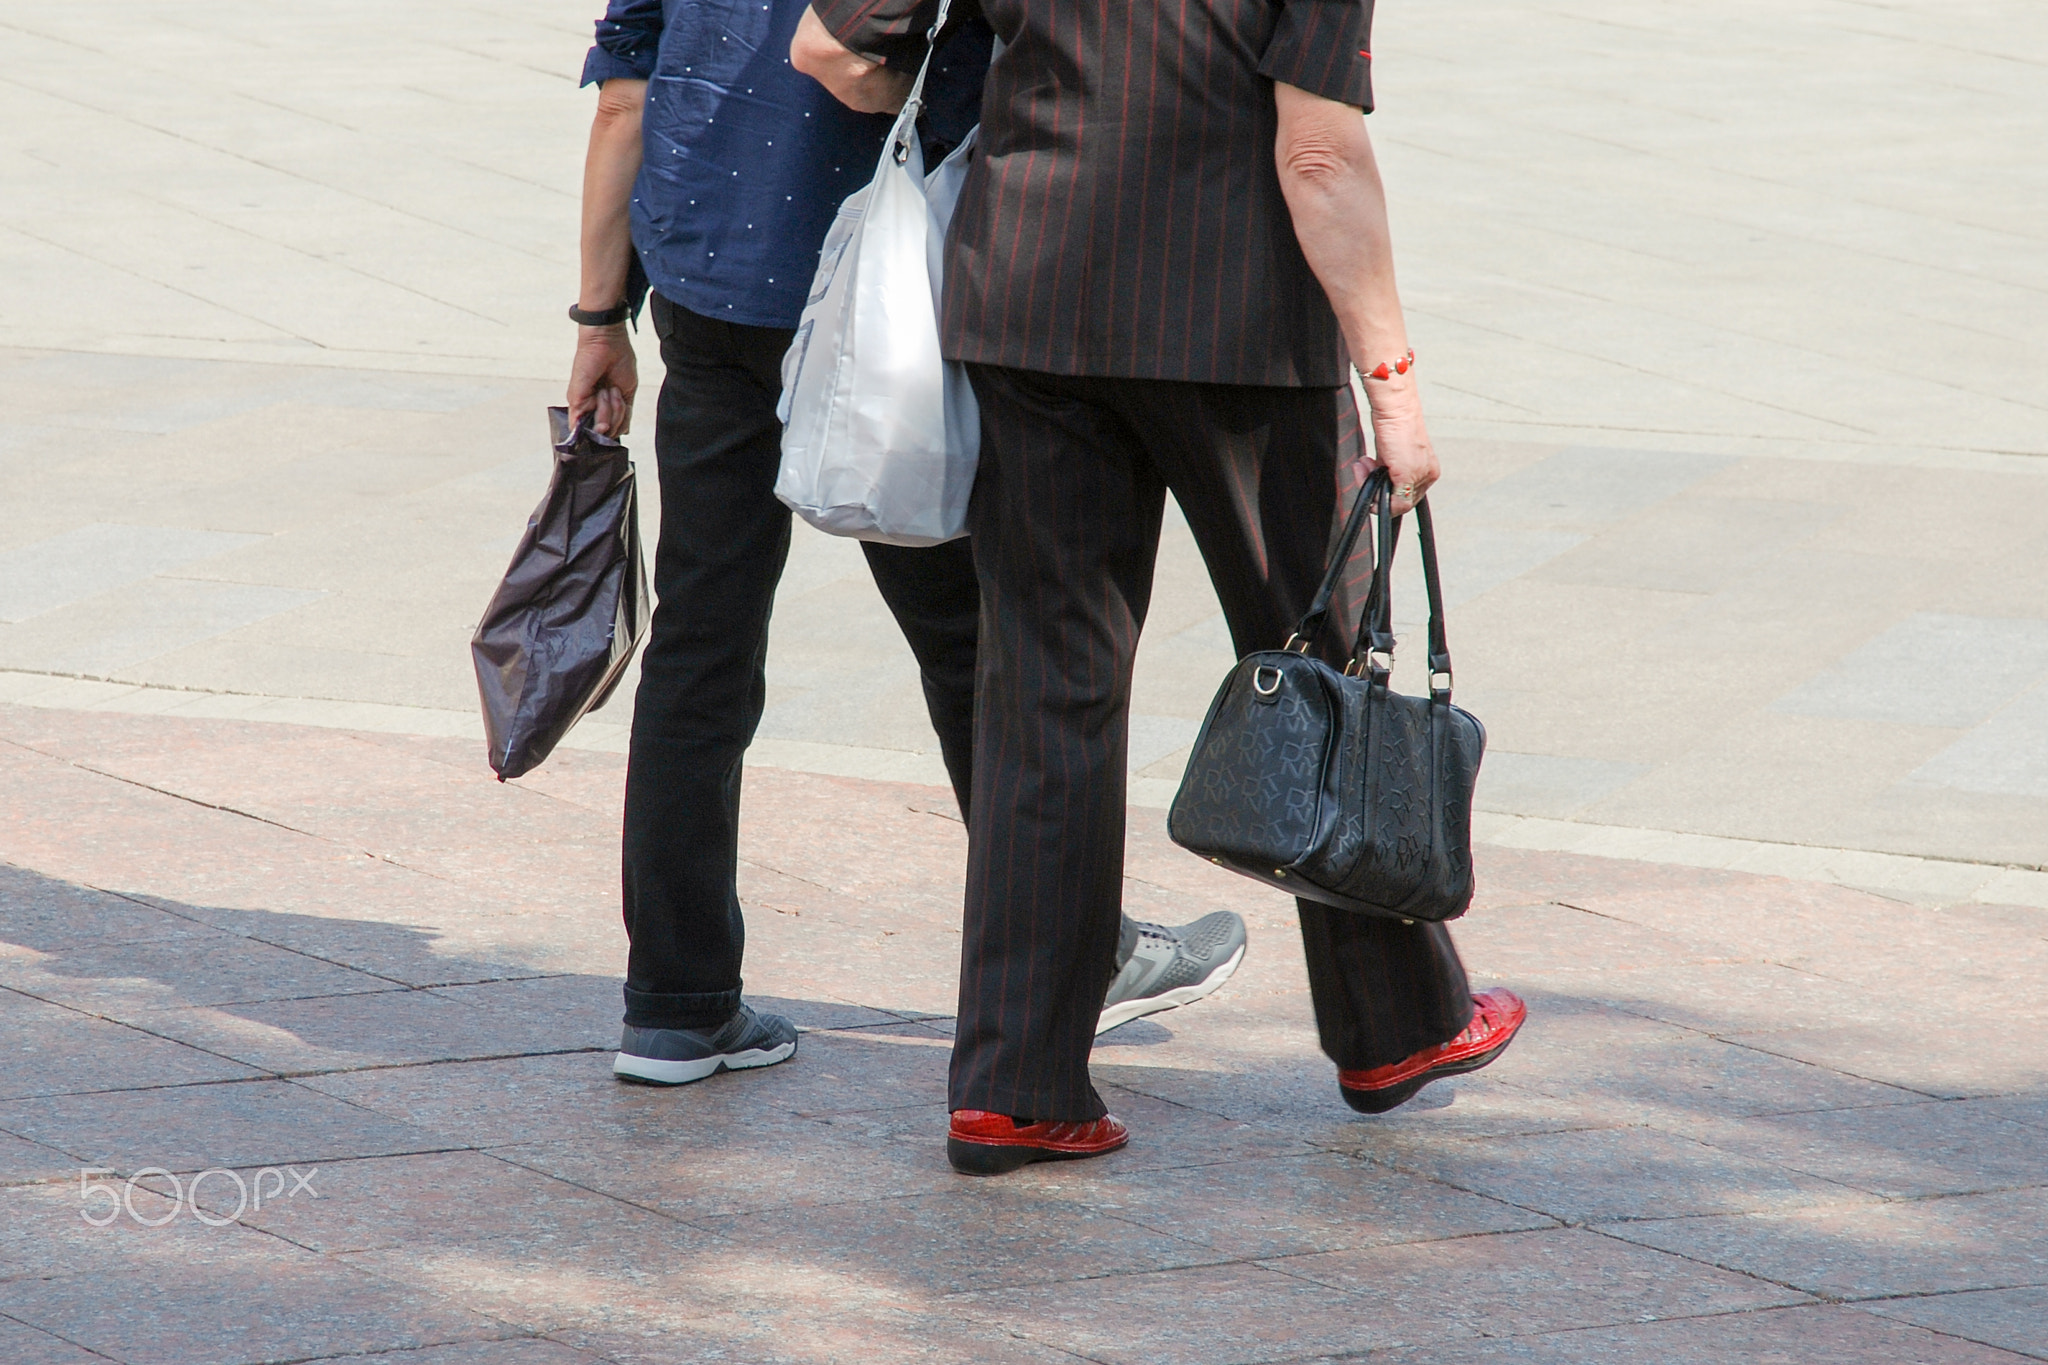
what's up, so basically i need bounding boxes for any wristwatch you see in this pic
[568,302,632,326]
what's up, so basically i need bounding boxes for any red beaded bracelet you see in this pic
[1361,349,1416,381]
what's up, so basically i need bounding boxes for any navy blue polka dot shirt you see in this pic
[583,0,990,330]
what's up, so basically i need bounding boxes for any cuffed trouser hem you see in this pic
[622,984,742,1032]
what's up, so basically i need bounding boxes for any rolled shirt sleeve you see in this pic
[580,0,663,86]
[1258,0,1376,111]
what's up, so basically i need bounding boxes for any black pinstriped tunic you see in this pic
[815,0,1377,386]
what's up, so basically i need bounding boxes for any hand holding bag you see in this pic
[1167,470,1486,922]
[775,0,978,546]
[471,408,650,781]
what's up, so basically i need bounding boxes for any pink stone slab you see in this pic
[0,926,397,1016]
[955,1258,1456,1362]
[1378,1123,1867,1223]
[1358,1302,2034,1363]
[0,1078,450,1174]
[1682,1099,2048,1198]
[0,1316,106,1365]
[0,985,262,1101]
[1268,1225,1811,1336]
[1598,1186,2048,1299]
[0,1255,515,1365]
[1861,1286,2048,1360]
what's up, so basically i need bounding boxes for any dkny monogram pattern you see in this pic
[1169,472,1485,923]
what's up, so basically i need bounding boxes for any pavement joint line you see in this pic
[0,730,464,886]
[1709,1036,1960,1102]
[76,884,432,993]
[12,675,2047,910]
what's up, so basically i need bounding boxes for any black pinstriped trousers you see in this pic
[954,364,1475,1123]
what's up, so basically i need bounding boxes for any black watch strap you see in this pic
[568,301,632,326]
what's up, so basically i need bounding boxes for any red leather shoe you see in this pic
[1339,988,1527,1114]
[946,1110,1130,1176]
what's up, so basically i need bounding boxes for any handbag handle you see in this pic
[1354,478,1455,701]
[888,0,956,164]
[1284,467,1388,654]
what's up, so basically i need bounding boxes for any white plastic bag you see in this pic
[775,4,979,547]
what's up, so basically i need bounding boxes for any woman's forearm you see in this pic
[579,79,647,312]
[1272,81,1409,373]
[1273,79,1438,507]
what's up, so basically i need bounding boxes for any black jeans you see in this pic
[620,294,979,1030]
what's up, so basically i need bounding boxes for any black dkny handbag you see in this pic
[1167,469,1485,922]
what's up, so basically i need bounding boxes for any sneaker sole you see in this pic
[1095,944,1244,1035]
[612,1038,797,1086]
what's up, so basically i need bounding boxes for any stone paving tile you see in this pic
[0,1078,455,1174]
[300,1052,675,1150]
[1369,1123,1864,1223]
[1,1182,525,1364]
[120,894,559,991]
[1267,1227,1810,1335]
[699,1187,1223,1295]
[561,1309,1089,1365]
[1083,1085,1322,1171]
[956,1225,1804,1363]
[1514,960,1913,1037]
[1451,902,1745,978]
[0,925,400,1015]
[737,869,971,1020]
[0,986,262,1101]
[126,985,598,1073]
[0,1316,109,1365]
[1974,1095,2048,1133]
[0,862,206,952]
[1597,1187,2048,1299]
[502,1106,967,1222]
[1861,1286,2048,1360]
[2,1181,250,1282]
[1490,992,1929,1125]
[0,747,536,981]
[340,1218,879,1338]
[0,1255,517,1365]
[427,975,630,1054]
[1026,1150,1555,1260]
[1728,1020,2047,1101]
[954,1259,1459,1362]
[184,1151,686,1259]
[348,1343,610,1365]
[0,1132,73,1189]
[737,768,971,915]
[304,1029,951,1146]
[745,1023,955,1114]
[1353,1302,2036,1364]
[1685,1100,2048,1199]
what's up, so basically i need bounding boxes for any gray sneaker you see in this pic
[1098,911,1247,1035]
[613,1002,799,1085]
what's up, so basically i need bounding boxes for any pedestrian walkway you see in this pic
[1,706,2042,1363]
[3,1,2046,1361]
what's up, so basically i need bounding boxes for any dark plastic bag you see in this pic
[471,408,650,779]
